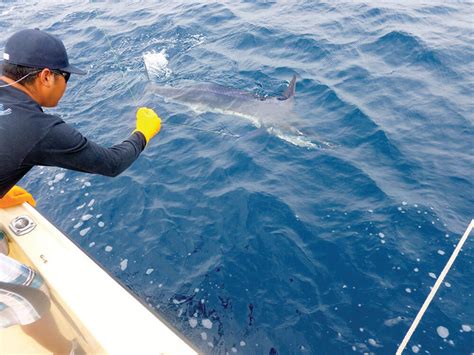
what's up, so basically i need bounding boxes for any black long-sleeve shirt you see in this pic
[0,80,146,198]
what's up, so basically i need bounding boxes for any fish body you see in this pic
[152,76,329,149]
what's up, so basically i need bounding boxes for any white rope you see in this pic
[396,219,474,354]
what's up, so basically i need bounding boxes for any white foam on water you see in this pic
[143,50,172,79]
[384,316,403,326]
[189,318,198,328]
[120,259,128,271]
[202,319,213,329]
[368,338,381,347]
[378,232,385,238]
[437,326,449,338]
[267,127,318,149]
[51,172,65,184]
[461,324,471,332]
[79,227,91,237]
[73,221,83,229]
[188,34,205,47]
[1,6,15,15]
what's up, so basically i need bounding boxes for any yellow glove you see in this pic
[0,186,36,208]
[134,107,161,144]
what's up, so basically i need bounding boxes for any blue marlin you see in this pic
[151,76,328,148]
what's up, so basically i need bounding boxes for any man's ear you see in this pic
[36,69,55,88]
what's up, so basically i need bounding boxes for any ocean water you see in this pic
[1,1,473,354]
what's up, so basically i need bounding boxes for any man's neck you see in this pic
[0,76,39,104]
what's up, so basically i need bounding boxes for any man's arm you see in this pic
[24,121,147,177]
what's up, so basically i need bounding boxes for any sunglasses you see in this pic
[50,69,71,83]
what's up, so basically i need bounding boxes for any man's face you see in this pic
[45,70,67,107]
[34,69,67,107]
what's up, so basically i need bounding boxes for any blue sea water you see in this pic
[1,1,473,353]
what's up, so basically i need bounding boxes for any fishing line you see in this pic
[102,30,140,106]
[100,29,239,138]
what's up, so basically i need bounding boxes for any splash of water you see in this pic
[143,50,172,79]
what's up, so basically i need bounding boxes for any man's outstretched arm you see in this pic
[24,108,161,177]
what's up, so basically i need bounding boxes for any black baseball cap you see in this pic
[2,28,86,75]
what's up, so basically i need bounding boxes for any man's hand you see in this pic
[134,107,161,144]
[0,186,36,208]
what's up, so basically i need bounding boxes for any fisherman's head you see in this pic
[1,29,85,107]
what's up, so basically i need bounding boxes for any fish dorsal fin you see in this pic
[279,75,297,100]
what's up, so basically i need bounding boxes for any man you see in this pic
[0,29,161,354]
